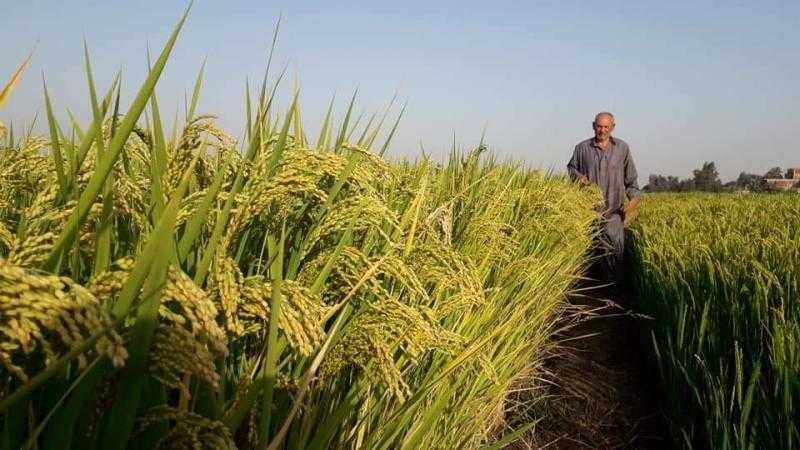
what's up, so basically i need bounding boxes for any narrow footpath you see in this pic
[519,283,671,449]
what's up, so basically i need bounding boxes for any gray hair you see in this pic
[594,112,615,123]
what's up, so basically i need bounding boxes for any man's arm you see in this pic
[622,148,642,226]
[567,146,589,185]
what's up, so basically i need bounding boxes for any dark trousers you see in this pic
[598,212,625,285]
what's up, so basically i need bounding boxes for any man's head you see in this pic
[592,112,615,142]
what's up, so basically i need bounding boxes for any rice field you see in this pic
[628,193,800,449]
[0,8,602,449]
[3,6,800,450]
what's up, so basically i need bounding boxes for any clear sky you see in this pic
[3,0,799,184]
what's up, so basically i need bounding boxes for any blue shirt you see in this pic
[567,137,641,216]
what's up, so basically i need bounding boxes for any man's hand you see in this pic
[623,197,641,228]
[578,175,590,186]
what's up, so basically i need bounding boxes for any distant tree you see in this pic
[692,161,722,192]
[678,178,696,192]
[764,167,784,179]
[722,180,739,192]
[665,175,680,191]
[735,172,768,192]
[645,174,681,192]
[644,162,784,194]
[644,174,696,192]
[642,178,652,192]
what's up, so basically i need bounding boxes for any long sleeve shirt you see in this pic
[567,137,641,216]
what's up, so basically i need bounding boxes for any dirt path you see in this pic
[518,284,671,449]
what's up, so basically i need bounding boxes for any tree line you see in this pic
[644,162,786,193]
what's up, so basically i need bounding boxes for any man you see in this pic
[567,112,641,284]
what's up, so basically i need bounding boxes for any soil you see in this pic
[513,281,672,450]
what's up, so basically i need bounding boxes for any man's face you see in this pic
[593,116,615,141]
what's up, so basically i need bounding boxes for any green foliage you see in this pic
[629,193,800,449]
[691,161,722,192]
[644,161,723,193]
[643,161,791,193]
[645,174,682,193]
[735,172,768,192]
[0,8,601,449]
[764,167,784,179]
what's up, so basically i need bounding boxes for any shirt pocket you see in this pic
[609,153,625,174]
[608,161,624,185]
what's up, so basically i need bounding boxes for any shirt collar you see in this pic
[590,136,616,150]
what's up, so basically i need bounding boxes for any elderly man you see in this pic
[568,112,641,284]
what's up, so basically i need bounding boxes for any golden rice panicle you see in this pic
[0,221,14,253]
[316,244,433,306]
[301,194,399,260]
[161,266,228,356]
[124,125,153,172]
[224,150,333,248]
[409,241,485,316]
[238,277,326,356]
[111,173,150,234]
[0,138,52,196]
[91,263,230,396]
[376,253,429,304]
[89,261,228,355]
[340,143,394,191]
[462,215,519,265]
[87,257,135,299]
[163,117,235,195]
[17,185,107,258]
[150,268,229,397]
[7,232,57,268]
[321,298,462,401]
[19,184,58,229]
[175,189,210,228]
[209,255,245,336]
[0,260,126,381]
[298,246,387,304]
[422,201,455,245]
[136,405,236,450]
[150,325,221,397]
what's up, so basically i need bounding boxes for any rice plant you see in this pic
[0,6,600,449]
[628,193,800,449]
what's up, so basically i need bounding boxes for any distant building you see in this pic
[766,167,800,191]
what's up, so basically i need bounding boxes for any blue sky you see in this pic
[3,0,799,183]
